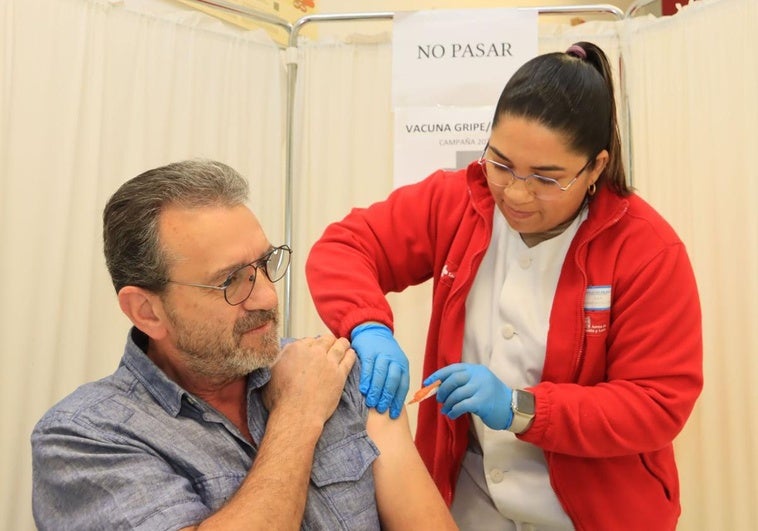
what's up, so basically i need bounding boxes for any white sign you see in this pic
[392,8,538,188]
[393,106,493,189]
[392,8,538,107]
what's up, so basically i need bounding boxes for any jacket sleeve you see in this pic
[305,171,460,339]
[522,231,703,457]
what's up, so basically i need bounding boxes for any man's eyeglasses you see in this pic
[167,245,292,305]
[477,145,594,201]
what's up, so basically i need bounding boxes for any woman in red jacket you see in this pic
[306,41,702,530]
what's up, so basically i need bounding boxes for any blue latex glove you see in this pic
[350,323,410,419]
[425,363,513,430]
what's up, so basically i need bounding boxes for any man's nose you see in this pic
[241,274,278,310]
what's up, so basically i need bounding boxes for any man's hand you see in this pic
[425,363,513,430]
[350,323,410,419]
[264,335,356,425]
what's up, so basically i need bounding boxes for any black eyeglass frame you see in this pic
[166,244,292,306]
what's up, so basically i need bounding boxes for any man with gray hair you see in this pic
[31,160,456,530]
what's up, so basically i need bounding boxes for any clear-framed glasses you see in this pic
[477,145,594,200]
[167,245,292,305]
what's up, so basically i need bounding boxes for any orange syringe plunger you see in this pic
[408,380,441,404]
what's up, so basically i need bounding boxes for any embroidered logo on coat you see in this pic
[441,264,456,280]
[585,315,608,335]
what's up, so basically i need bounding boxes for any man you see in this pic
[31,160,457,530]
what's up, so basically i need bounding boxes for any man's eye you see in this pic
[222,271,241,288]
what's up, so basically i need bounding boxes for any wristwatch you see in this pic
[508,389,536,434]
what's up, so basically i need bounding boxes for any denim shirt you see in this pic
[31,328,381,530]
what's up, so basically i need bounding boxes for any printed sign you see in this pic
[392,8,538,107]
[392,8,538,188]
[393,106,493,188]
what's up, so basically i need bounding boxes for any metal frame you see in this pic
[180,2,631,336]
[625,0,659,18]
[184,0,293,35]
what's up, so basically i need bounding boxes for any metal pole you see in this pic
[625,0,658,18]
[183,0,292,33]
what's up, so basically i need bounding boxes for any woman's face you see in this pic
[484,116,607,234]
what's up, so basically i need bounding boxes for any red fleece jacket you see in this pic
[306,162,703,531]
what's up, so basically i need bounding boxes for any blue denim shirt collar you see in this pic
[120,327,271,417]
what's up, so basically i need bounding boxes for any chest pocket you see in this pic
[304,431,381,530]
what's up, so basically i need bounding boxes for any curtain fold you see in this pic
[622,1,758,528]
[288,36,436,435]
[0,1,284,528]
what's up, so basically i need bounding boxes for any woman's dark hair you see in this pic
[492,41,631,196]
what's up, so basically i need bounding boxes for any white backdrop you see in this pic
[2,0,757,529]
[622,1,758,528]
[0,0,285,528]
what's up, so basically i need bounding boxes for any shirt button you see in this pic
[518,254,532,269]
[489,468,505,483]
[501,323,516,339]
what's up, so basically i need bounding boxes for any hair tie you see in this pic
[566,44,587,60]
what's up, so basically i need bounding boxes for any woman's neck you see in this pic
[520,202,585,248]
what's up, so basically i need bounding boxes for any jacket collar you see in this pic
[578,186,630,241]
[465,159,496,220]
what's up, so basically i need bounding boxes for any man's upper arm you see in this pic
[366,408,458,530]
[32,417,209,530]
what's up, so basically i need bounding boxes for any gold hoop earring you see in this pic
[587,183,597,196]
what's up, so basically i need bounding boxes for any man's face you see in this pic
[158,204,281,381]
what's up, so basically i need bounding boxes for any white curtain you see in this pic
[0,0,284,528]
[622,0,758,528]
[289,34,432,434]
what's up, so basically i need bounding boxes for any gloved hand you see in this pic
[424,363,513,430]
[350,322,410,419]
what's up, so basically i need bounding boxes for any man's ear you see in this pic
[117,286,169,340]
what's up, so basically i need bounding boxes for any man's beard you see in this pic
[167,307,280,382]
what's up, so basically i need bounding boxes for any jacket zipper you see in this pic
[570,201,628,380]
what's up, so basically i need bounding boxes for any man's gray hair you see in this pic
[103,159,249,293]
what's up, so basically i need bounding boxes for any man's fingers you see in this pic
[340,348,357,376]
[325,337,351,363]
[312,333,337,350]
